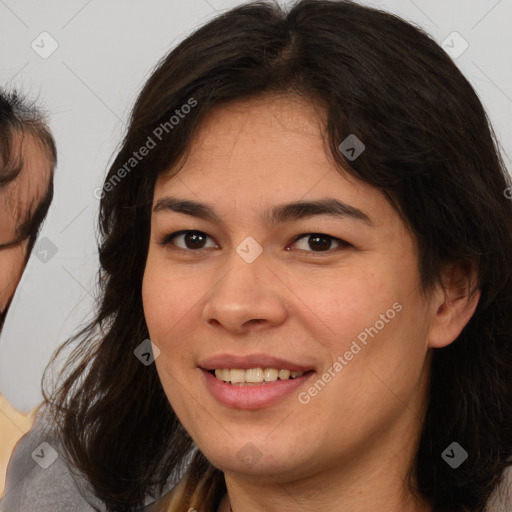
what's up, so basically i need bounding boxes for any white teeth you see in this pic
[246,368,264,383]
[212,367,305,384]
[264,368,279,382]
[230,369,246,384]
[278,369,290,380]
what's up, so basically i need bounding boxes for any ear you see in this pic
[428,260,481,349]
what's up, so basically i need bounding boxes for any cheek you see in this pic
[294,256,427,379]
[291,265,396,346]
[142,259,173,340]
[141,256,204,352]
[142,259,206,427]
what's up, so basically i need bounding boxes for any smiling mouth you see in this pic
[208,368,314,385]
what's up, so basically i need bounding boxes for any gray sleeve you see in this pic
[0,410,104,512]
[1,408,191,512]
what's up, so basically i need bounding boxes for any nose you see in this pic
[202,248,288,334]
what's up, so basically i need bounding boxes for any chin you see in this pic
[201,439,307,479]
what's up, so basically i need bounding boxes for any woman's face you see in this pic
[142,95,439,482]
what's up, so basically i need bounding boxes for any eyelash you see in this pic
[158,230,351,254]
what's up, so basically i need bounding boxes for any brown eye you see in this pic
[290,233,349,252]
[182,232,207,249]
[159,230,217,250]
[307,235,332,251]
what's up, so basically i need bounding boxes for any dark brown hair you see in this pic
[40,1,512,511]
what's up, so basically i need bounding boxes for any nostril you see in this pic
[245,319,265,327]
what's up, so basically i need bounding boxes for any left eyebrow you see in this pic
[153,196,373,227]
[264,198,373,227]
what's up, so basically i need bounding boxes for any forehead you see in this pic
[200,94,325,137]
[177,94,327,169]
[154,95,382,215]
[156,95,350,192]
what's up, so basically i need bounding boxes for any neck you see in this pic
[219,414,432,512]
[222,464,432,512]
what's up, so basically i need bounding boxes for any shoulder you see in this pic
[0,404,103,512]
[0,394,37,496]
[1,404,183,512]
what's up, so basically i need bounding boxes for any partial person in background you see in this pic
[0,88,56,497]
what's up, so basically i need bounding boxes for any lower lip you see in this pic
[201,369,314,409]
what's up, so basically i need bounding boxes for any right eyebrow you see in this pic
[153,197,224,223]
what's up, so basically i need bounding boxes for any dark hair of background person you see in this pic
[0,88,57,328]
[38,1,512,511]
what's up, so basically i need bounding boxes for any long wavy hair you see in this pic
[39,1,512,511]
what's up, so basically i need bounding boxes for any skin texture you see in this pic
[142,95,480,512]
[0,133,52,313]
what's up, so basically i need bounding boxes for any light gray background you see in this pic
[0,0,511,413]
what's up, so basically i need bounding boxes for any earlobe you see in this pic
[427,261,481,349]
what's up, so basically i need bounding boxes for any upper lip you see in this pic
[199,353,316,372]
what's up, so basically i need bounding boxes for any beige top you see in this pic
[0,394,37,498]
